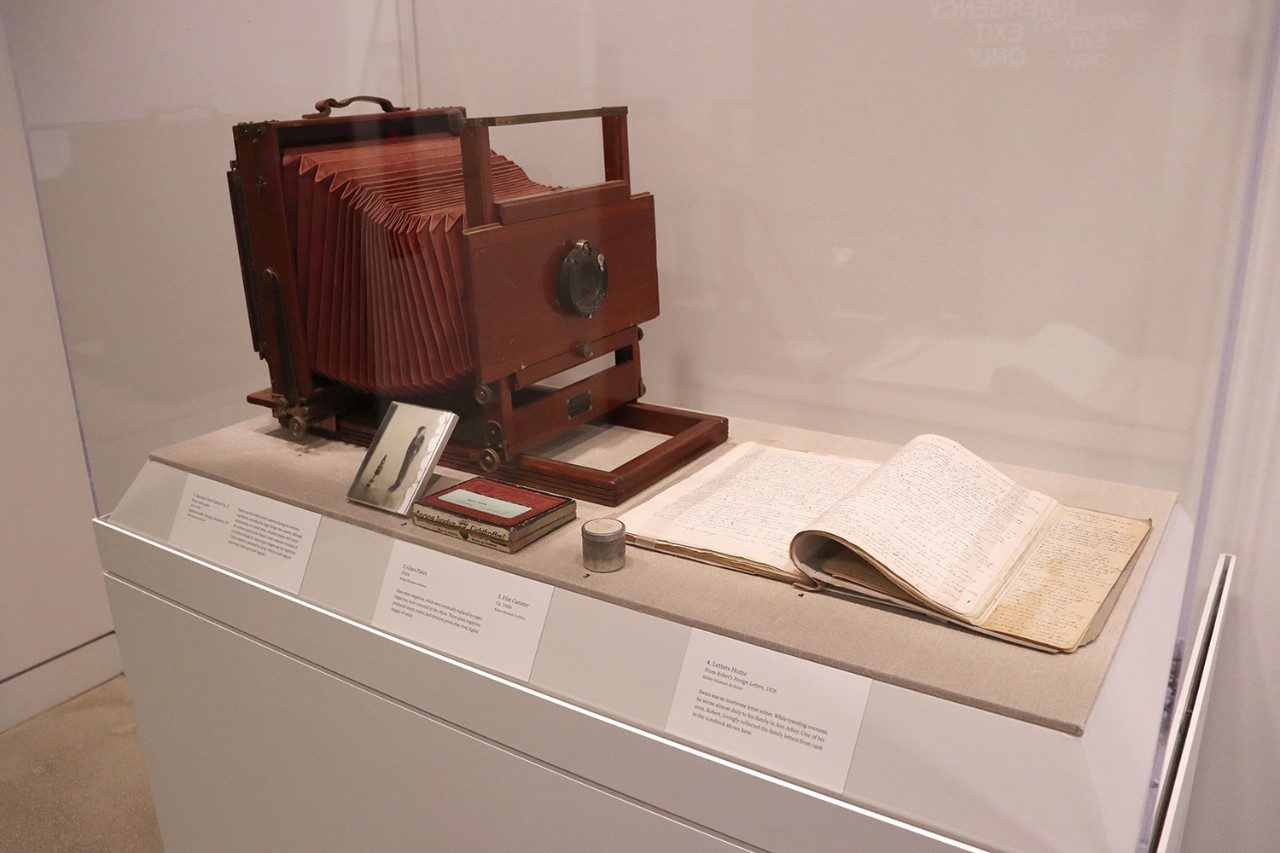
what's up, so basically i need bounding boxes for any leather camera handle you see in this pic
[305,95,408,118]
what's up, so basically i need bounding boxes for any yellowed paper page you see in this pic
[796,435,1056,619]
[619,442,879,581]
[980,507,1151,651]
[820,551,906,599]
[809,553,1064,652]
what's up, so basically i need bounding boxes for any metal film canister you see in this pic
[582,518,626,573]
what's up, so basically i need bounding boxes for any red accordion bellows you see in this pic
[280,136,551,394]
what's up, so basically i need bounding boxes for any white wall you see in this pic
[416,1,1266,509]
[0,0,411,511]
[0,15,115,728]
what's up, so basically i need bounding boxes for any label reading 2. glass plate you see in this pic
[372,539,554,679]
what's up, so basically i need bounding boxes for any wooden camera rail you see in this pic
[231,98,725,505]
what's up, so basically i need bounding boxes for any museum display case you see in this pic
[94,416,1231,850]
[5,1,1270,849]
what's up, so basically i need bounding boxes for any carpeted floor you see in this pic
[0,676,162,851]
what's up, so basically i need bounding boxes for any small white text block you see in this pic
[169,474,321,594]
[373,539,554,680]
[665,629,871,792]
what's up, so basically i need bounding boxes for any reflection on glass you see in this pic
[3,0,1269,524]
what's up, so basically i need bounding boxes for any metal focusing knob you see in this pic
[557,240,607,318]
[285,415,307,439]
[477,448,501,473]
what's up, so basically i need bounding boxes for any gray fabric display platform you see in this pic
[149,414,1178,735]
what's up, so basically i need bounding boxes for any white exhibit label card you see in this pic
[372,539,554,680]
[168,474,321,594]
[665,629,872,792]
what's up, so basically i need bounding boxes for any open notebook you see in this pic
[619,437,1150,653]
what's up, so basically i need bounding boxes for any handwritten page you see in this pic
[619,443,878,581]
[981,507,1150,651]
[820,550,910,598]
[797,435,1055,618]
[622,432,1149,653]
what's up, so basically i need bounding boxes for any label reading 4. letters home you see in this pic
[665,630,872,792]
[373,540,553,680]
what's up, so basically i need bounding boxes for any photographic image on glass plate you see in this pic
[347,402,459,515]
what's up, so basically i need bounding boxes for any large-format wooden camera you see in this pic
[227,96,725,504]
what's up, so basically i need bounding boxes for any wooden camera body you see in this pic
[227,96,725,504]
